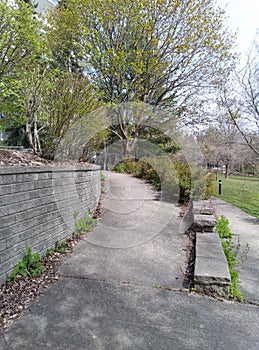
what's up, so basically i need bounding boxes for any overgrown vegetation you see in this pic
[113,159,215,203]
[216,215,249,301]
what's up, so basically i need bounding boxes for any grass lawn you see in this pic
[214,174,259,218]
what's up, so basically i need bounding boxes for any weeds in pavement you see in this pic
[7,247,43,281]
[7,209,96,283]
[100,171,106,193]
[216,215,249,302]
[73,209,96,236]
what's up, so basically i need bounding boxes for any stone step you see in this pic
[191,214,217,233]
[193,200,214,215]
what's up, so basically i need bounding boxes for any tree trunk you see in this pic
[34,115,42,155]
[26,119,37,154]
[225,163,229,178]
[123,137,138,158]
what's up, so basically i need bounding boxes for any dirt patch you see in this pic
[0,149,52,167]
[0,149,92,167]
[182,231,196,290]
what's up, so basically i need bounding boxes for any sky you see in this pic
[217,0,259,54]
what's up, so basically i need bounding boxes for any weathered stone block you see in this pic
[192,214,217,232]
[192,200,214,214]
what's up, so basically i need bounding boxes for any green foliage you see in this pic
[41,71,99,159]
[45,247,55,257]
[100,171,106,193]
[74,210,96,236]
[7,247,43,281]
[204,173,216,199]
[116,163,126,173]
[216,216,246,301]
[0,1,99,156]
[55,241,68,254]
[100,171,105,181]
[46,240,69,256]
[0,0,46,150]
[46,2,84,73]
[67,0,234,107]
[51,0,235,159]
[114,158,215,203]
[174,161,192,203]
[0,0,43,81]
[216,215,233,239]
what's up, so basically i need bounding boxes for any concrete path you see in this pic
[59,172,187,289]
[212,198,259,304]
[2,279,258,350]
[2,173,259,349]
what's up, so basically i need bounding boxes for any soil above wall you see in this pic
[0,149,52,167]
[0,149,91,167]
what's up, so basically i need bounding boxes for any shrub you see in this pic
[205,173,216,199]
[114,158,215,203]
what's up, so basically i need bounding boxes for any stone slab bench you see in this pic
[194,232,231,296]
[185,200,231,297]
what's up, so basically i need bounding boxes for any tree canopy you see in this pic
[0,0,42,82]
[64,0,234,107]
[55,0,234,156]
[1,0,236,160]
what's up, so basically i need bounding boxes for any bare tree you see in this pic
[220,44,259,156]
[198,119,243,178]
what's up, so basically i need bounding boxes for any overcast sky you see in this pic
[217,0,259,53]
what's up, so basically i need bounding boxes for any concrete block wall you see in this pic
[0,166,101,284]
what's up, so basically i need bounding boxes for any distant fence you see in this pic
[0,146,31,151]
[0,165,101,284]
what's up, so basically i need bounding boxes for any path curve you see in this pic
[59,171,187,289]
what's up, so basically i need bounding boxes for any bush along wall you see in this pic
[113,158,214,203]
[0,165,101,285]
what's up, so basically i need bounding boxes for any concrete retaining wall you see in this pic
[0,166,101,284]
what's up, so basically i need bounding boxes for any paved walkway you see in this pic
[59,172,187,289]
[212,197,259,304]
[1,173,259,349]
